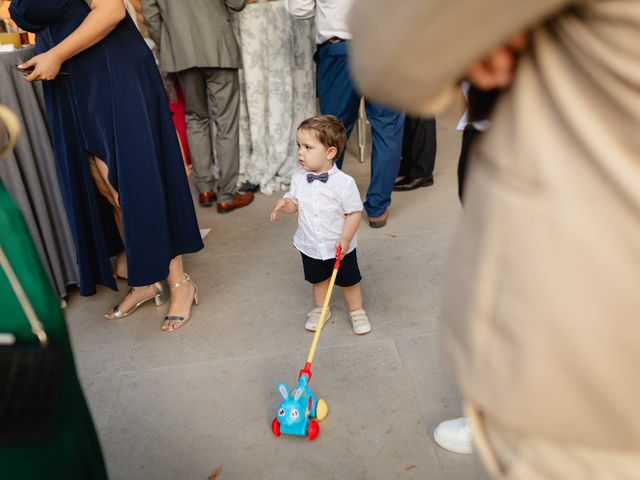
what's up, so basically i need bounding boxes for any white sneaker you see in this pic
[433,417,473,454]
[305,307,331,332]
[349,309,371,335]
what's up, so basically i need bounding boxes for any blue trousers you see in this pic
[315,41,405,218]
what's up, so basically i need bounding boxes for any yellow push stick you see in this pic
[300,245,342,378]
[307,265,338,364]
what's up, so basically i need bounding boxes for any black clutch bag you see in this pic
[0,245,65,446]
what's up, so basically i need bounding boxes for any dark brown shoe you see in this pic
[198,191,216,207]
[368,208,389,228]
[217,191,254,214]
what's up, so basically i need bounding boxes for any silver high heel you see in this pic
[107,282,165,319]
[162,273,199,332]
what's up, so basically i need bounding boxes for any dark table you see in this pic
[0,46,78,297]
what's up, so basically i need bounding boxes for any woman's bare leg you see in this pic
[88,155,124,239]
[162,256,197,331]
[88,155,158,318]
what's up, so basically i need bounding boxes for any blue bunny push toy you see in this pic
[271,246,341,441]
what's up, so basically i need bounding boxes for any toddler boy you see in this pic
[271,115,371,334]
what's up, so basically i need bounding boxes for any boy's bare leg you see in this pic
[342,284,363,312]
[313,279,331,307]
[344,283,370,334]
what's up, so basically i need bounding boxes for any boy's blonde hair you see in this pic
[298,115,347,160]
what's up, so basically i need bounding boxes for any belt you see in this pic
[319,36,345,47]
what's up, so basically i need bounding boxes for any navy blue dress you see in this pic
[10,0,204,295]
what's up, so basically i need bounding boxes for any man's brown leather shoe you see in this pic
[368,208,389,228]
[198,191,216,207]
[217,191,254,214]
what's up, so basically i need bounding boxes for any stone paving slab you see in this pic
[65,103,488,479]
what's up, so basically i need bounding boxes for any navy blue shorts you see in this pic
[301,249,362,287]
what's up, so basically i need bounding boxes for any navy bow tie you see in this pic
[306,172,329,183]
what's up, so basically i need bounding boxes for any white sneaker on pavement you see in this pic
[305,307,331,332]
[433,417,473,454]
[349,308,371,335]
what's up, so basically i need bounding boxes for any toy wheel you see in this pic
[316,399,328,421]
[271,417,281,437]
[307,419,319,440]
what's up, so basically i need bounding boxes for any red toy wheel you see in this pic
[272,418,281,437]
[307,419,319,440]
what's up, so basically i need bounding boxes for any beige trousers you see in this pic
[466,404,640,480]
[177,67,240,201]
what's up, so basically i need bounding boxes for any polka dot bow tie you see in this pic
[306,172,329,183]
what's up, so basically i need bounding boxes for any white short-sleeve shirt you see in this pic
[285,0,353,44]
[284,165,363,260]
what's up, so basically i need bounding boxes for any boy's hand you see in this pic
[336,237,350,259]
[270,198,291,221]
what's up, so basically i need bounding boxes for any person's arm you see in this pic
[270,197,299,221]
[226,0,247,13]
[285,0,315,19]
[140,0,162,45]
[348,0,576,115]
[336,211,362,259]
[0,105,20,159]
[20,0,126,81]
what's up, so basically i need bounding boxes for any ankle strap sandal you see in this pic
[162,274,199,332]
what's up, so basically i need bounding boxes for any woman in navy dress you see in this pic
[10,0,204,331]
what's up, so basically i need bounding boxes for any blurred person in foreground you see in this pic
[349,1,640,478]
[0,105,108,479]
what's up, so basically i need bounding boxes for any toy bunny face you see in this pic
[276,383,310,428]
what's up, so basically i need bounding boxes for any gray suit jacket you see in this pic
[141,0,246,72]
[350,0,640,451]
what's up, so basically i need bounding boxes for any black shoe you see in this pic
[239,181,259,193]
[392,174,434,191]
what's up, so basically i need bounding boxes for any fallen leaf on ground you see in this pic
[208,465,223,479]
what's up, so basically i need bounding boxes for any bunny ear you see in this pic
[278,384,288,400]
[293,388,304,401]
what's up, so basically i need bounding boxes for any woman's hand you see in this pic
[20,51,64,82]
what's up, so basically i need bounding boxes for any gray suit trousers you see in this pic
[177,68,240,201]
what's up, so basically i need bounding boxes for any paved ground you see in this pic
[65,102,489,480]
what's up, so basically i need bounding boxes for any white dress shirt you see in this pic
[456,82,491,132]
[284,164,363,260]
[285,0,353,44]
